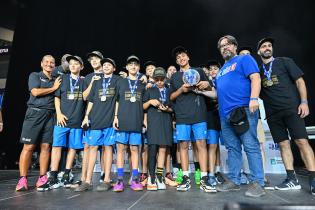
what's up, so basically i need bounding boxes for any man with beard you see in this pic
[215,35,265,197]
[257,37,315,195]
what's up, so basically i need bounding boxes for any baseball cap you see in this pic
[66,55,84,65]
[144,61,156,69]
[229,107,249,135]
[127,55,140,64]
[172,46,188,58]
[257,37,274,50]
[86,51,104,59]
[101,58,116,68]
[153,67,166,78]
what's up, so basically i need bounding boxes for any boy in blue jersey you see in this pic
[215,35,265,197]
[38,55,85,191]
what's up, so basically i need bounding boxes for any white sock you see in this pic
[201,172,208,178]
[183,171,189,177]
[215,166,221,173]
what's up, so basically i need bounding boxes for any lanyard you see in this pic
[69,75,80,94]
[159,87,166,102]
[102,76,112,96]
[127,75,139,96]
[262,58,274,81]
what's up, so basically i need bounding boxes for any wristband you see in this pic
[250,98,258,101]
[301,99,308,104]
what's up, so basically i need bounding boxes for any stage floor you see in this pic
[0,171,315,210]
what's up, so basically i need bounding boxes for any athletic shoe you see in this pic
[275,178,301,190]
[16,177,28,191]
[99,172,105,183]
[74,182,93,192]
[37,176,60,192]
[70,180,82,189]
[176,169,183,184]
[216,180,240,192]
[264,177,274,190]
[113,180,124,192]
[200,176,216,193]
[194,169,201,185]
[177,175,191,192]
[61,173,72,188]
[311,179,315,195]
[215,172,225,184]
[240,172,249,185]
[57,171,64,182]
[96,182,112,191]
[140,173,148,187]
[36,175,48,189]
[245,182,266,197]
[165,172,178,187]
[156,175,166,190]
[130,179,143,191]
[147,177,158,191]
[209,176,218,186]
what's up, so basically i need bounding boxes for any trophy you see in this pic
[182,69,200,86]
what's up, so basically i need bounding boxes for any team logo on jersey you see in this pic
[217,62,238,78]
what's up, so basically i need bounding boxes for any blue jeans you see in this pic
[220,108,264,186]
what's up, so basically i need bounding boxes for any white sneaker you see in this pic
[156,175,166,190]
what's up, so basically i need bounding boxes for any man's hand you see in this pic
[0,122,3,132]
[196,81,210,90]
[298,103,309,118]
[146,83,153,90]
[53,76,62,90]
[113,116,119,130]
[92,75,101,82]
[158,104,168,111]
[181,84,191,93]
[139,75,148,83]
[249,100,259,113]
[150,99,161,107]
[81,116,89,128]
[57,113,68,127]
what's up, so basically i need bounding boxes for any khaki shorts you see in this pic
[257,119,266,143]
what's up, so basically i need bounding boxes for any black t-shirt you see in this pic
[27,71,55,110]
[55,74,85,128]
[52,65,68,79]
[87,74,121,129]
[170,67,208,124]
[143,86,173,146]
[259,57,303,117]
[83,72,103,91]
[116,77,145,132]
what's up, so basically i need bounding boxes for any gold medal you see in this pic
[101,96,106,101]
[68,94,75,100]
[266,80,273,86]
[130,96,136,102]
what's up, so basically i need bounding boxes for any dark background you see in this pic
[0,0,314,168]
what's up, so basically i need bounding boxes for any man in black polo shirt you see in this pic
[257,37,315,195]
[16,55,61,191]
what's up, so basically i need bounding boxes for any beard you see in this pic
[222,50,236,61]
[260,50,273,59]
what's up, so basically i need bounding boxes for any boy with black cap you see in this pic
[257,37,315,194]
[170,46,214,192]
[38,55,85,191]
[75,57,119,191]
[16,55,61,191]
[143,67,174,190]
[112,55,145,192]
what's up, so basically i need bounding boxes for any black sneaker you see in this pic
[70,180,82,189]
[275,178,301,190]
[99,172,105,183]
[200,176,216,193]
[37,177,60,192]
[61,173,72,188]
[215,172,225,184]
[176,175,191,192]
[264,177,274,190]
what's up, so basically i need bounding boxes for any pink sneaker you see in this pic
[130,179,143,191]
[16,177,29,191]
[113,180,124,192]
[36,175,48,189]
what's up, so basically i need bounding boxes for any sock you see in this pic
[201,172,207,178]
[50,171,58,179]
[194,162,200,171]
[215,166,221,173]
[173,163,179,169]
[286,170,297,180]
[209,172,214,177]
[309,171,315,185]
[178,164,182,170]
[101,171,104,176]
[132,169,139,179]
[65,169,71,175]
[117,168,124,179]
[156,167,164,177]
[183,171,189,177]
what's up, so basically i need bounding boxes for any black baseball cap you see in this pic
[144,61,156,69]
[66,55,84,66]
[86,51,104,59]
[153,67,166,78]
[238,46,253,54]
[229,107,249,135]
[127,55,140,64]
[207,60,221,68]
[257,37,274,50]
[101,58,116,68]
[172,46,188,58]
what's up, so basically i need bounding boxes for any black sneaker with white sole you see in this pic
[275,178,301,190]
[176,175,191,192]
[61,173,72,188]
[200,176,216,193]
[37,177,60,192]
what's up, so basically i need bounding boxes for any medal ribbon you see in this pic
[102,76,112,96]
[159,87,166,103]
[128,75,139,97]
[262,58,274,81]
[69,75,80,95]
